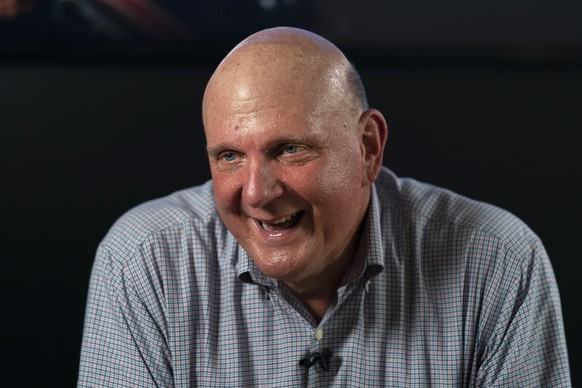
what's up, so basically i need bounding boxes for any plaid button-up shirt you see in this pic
[79,167,570,387]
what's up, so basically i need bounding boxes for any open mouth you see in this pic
[257,211,303,231]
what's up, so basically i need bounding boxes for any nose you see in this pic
[243,159,284,208]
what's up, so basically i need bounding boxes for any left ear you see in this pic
[358,109,388,186]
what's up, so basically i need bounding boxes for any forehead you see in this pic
[207,61,329,114]
[205,75,338,142]
[204,99,325,151]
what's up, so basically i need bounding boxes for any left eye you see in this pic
[283,145,299,154]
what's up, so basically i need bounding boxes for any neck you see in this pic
[283,201,370,323]
[286,284,338,324]
[282,238,358,323]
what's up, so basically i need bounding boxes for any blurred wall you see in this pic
[1,60,580,386]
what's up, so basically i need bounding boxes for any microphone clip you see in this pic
[299,348,332,371]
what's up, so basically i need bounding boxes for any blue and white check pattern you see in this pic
[78,167,570,387]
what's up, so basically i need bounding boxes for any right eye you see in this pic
[214,151,245,172]
[222,152,237,162]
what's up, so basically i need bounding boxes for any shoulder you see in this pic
[98,180,225,265]
[375,167,541,253]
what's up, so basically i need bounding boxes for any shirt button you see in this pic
[315,329,324,341]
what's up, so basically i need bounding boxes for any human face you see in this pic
[204,76,371,288]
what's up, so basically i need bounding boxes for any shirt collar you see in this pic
[236,184,385,286]
[236,245,276,287]
[340,184,385,285]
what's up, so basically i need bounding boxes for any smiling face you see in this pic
[203,28,383,290]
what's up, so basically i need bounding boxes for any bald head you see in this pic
[202,27,368,130]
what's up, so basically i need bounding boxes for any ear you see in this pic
[358,109,388,186]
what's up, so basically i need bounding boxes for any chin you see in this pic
[249,248,314,282]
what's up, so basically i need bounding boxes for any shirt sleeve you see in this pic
[78,245,173,387]
[476,239,571,387]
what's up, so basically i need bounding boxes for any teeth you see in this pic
[272,213,295,224]
[259,212,297,230]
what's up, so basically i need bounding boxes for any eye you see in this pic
[283,145,300,154]
[276,143,319,165]
[222,152,237,162]
[213,150,245,172]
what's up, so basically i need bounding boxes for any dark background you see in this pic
[1,0,580,386]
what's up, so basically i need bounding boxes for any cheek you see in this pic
[298,153,364,211]
[211,173,241,214]
[321,143,365,192]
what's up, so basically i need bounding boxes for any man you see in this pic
[78,27,570,386]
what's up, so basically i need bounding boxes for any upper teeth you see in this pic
[259,212,297,229]
[271,213,296,224]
